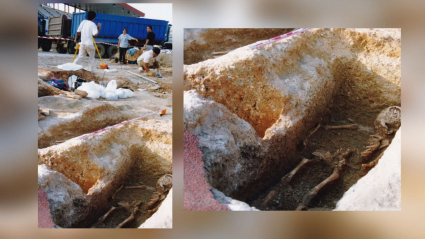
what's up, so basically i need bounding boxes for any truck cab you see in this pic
[162,24,172,49]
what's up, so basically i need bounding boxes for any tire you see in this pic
[163,43,172,49]
[41,40,52,52]
[107,45,118,58]
[67,41,76,54]
[56,44,67,54]
[95,44,105,58]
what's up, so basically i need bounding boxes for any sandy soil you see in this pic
[38,49,172,228]
[184,28,294,64]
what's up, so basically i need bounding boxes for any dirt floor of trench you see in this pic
[90,158,167,228]
[249,96,397,210]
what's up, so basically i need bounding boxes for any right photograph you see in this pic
[183,28,401,211]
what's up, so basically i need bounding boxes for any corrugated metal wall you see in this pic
[71,12,169,44]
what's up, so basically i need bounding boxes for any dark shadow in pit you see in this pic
[89,146,171,228]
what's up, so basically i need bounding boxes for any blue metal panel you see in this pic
[71,12,168,44]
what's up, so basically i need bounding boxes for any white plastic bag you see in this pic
[122,89,134,98]
[72,80,133,100]
[116,88,127,99]
[57,63,83,71]
[105,91,118,101]
[106,80,117,92]
[78,81,105,99]
[115,88,134,99]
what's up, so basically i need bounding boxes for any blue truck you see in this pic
[39,11,172,57]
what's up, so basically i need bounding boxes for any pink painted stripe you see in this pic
[77,110,164,140]
[249,28,310,49]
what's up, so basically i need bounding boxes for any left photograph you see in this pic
[37,3,172,228]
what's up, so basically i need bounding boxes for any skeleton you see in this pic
[361,106,401,173]
[268,107,401,210]
[111,185,123,201]
[296,149,350,210]
[92,175,172,227]
[276,148,352,210]
[116,201,143,228]
[303,124,321,148]
[147,174,172,218]
[93,200,142,228]
[324,124,358,130]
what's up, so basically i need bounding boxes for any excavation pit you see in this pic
[38,120,172,227]
[184,28,401,210]
[38,75,172,227]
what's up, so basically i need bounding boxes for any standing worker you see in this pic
[137,47,161,76]
[74,11,101,72]
[117,28,139,64]
[143,25,155,51]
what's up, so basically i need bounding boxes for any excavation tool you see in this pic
[71,43,80,63]
[92,36,108,69]
[126,70,158,84]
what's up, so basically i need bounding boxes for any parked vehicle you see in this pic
[162,24,172,49]
[38,12,172,58]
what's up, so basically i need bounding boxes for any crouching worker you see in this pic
[137,47,161,76]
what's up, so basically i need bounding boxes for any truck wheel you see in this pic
[67,42,76,54]
[163,43,172,49]
[107,45,118,58]
[95,44,105,58]
[41,40,52,52]
[56,44,67,54]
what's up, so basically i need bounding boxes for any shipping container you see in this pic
[71,12,169,45]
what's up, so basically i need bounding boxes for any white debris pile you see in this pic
[78,80,134,101]
[57,63,83,71]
